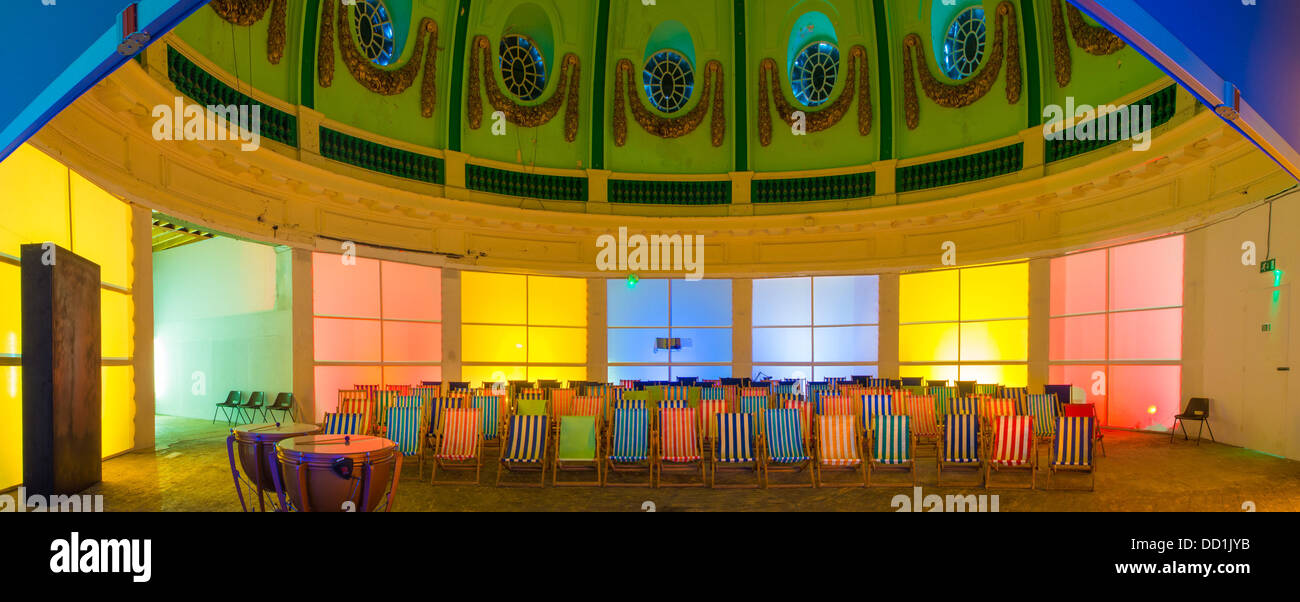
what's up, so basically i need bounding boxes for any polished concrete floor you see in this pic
[83,415,1300,512]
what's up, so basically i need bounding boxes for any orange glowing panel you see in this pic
[1049,364,1108,425]
[1050,250,1106,316]
[313,317,381,363]
[381,321,442,363]
[1109,236,1184,311]
[1109,364,1180,431]
[380,261,440,321]
[314,365,383,422]
[313,252,380,318]
[1110,308,1182,360]
[1049,314,1107,361]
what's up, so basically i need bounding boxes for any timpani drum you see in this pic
[274,435,402,512]
[227,422,321,512]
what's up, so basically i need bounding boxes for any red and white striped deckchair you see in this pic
[986,415,1037,489]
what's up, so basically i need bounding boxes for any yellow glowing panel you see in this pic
[960,263,1028,320]
[101,289,133,359]
[461,365,526,388]
[70,172,132,289]
[1,264,20,355]
[899,365,959,384]
[899,323,959,362]
[899,270,958,324]
[462,325,527,363]
[461,272,526,324]
[959,364,1028,387]
[527,366,587,385]
[959,320,1028,361]
[0,144,71,258]
[102,366,135,458]
[527,276,587,326]
[528,327,587,364]
[0,366,19,491]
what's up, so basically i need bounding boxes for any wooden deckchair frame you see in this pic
[430,409,484,486]
[654,408,705,488]
[760,409,815,488]
[497,415,550,487]
[812,415,866,488]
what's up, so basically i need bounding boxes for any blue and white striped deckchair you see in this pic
[1048,416,1097,490]
[761,408,813,488]
[605,407,651,487]
[938,414,982,486]
[498,415,549,487]
[807,382,832,407]
[860,394,893,426]
[387,404,426,476]
[712,413,760,488]
[868,414,916,487]
[472,395,505,444]
[323,412,363,435]
[949,396,979,417]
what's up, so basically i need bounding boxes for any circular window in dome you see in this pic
[790,42,840,107]
[353,0,396,66]
[942,7,986,81]
[499,34,548,101]
[642,50,695,113]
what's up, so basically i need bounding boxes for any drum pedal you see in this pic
[331,457,355,480]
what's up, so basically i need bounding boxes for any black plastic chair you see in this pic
[1170,397,1215,445]
[238,391,267,424]
[900,377,924,387]
[266,392,296,423]
[213,391,243,425]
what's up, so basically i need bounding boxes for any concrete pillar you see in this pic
[290,248,315,421]
[1028,258,1051,392]
[878,273,900,378]
[130,204,155,450]
[587,278,607,382]
[441,268,462,381]
[732,278,752,379]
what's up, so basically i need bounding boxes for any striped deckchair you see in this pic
[373,390,399,433]
[386,384,413,396]
[773,383,797,397]
[740,387,769,400]
[337,390,375,436]
[663,385,694,405]
[655,407,704,487]
[782,399,814,440]
[699,398,729,450]
[515,397,549,417]
[1002,386,1029,409]
[430,408,483,485]
[517,388,547,401]
[980,398,1018,432]
[807,382,832,407]
[609,397,647,426]
[1024,394,1059,443]
[974,384,999,396]
[549,388,577,412]
[471,395,507,445]
[867,415,916,487]
[761,408,813,488]
[1047,416,1097,491]
[426,397,462,449]
[711,413,760,488]
[322,412,363,436]
[606,407,652,487]
[562,395,604,419]
[860,394,893,425]
[388,404,426,476]
[929,387,956,415]
[938,414,983,486]
[412,385,440,405]
[701,386,726,402]
[902,395,940,449]
[819,394,854,417]
[739,394,768,416]
[902,385,926,398]
[354,384,380,398]
[553,415,602,487]
[619,379,638,389]
[987,416,1037,489]
[497,415,549,487]
[949,396,979,417]
[814,415,865,487]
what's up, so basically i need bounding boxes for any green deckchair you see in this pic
[553,415,601,487]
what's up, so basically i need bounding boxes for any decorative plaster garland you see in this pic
[612,58,725,147]
[208,0,287,65]
[756,45,871,147]
[1051,0,1127,87]
[466,36,582,142]
[317,0,440,118]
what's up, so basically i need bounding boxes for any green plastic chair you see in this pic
[553,416,601,486]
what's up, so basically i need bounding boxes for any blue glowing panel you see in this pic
[607,328,670,363]
[813,325,878,362]
[753,327,813,363]
[753,278,812,326]
[670,279,731,327]
[607,278,669,327]
[814,365,876,381]
[753,365,813,382]
[814,276,879,326]
[669,328,732,363]
[608,365,670,383]
[670,365,733,380]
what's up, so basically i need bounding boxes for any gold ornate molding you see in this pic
[208,0,287,65]
[466,36,581,142]
[1051,0,1127,87]
[612,58,725,147]
[317,0,440,118]
[901,0,1021,130]
[756,45,871,147]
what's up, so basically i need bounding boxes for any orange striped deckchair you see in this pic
[699,397,729,454]
[430,408,483,485]
[902,395,940,452]
[987,416,1037,489]
[385,384,413,396]
[655,407,704,487]
[819,394,854,417]
[980,398,1018,432]
[814,415,865,487]
[336,390,374,436]
[550,387,577,412]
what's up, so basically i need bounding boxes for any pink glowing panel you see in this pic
[313,252,380,318]
[313,317,381,362]
[1108,364,1181,431]
[382,321,442,363]
[1049,250,1106,316]
[1049,314,1107,361]
[1109,308,1182,361]
[383,366,442,388]
[314,365,382,422]
[1109,236,1184,311]
[1049,364,1108,425]
[380,261,441,321]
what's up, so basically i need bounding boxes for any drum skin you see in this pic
[233,423,321,492]
[276,435,398,512]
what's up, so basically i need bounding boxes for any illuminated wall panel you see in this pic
[814,326,879,363]
[959,365,1027,388]
[461,272,527,324]
[1049,364,1108,420]
[670,328,733,364]
[312,253,380,318]
[1109,365,1181,431]
[607,328,669,363]
[606,279,669,327]
[1,264,21,356]
[101,290,132,359]
[1049,315,1107,361]
[383,366,443,387]
[462,274,587,386]
[462,325,528,363]
[102,366,135,457]
[899,364,960,384]
[314,365,383,411]
[959,321,1028,361]
[607,279,732,381]
[753,365,813,382]
[382,321,442,363]
[666,365,732,380]
[753,278,811,326]
[381,261,440,321]
[460,365,526,387]
[815,276,879,325]
[754,276,878,382]
[1049,250,1106,316]
[899,270,958,323]
[314,317,382,362]
[70,172,132,289]
[899,323,959,363]
[960,263,1028,320]
[753,327,812,363]
[0,367,19,491]
[814,365,878,381]
[528,276,587,327]
[670,279,732,327]
[1110,236,1184,311]
[0,145,71,257]
[608,365,670,383]
[525,366,587,383]
[528,327,587,364]
[1110,308,1183,360]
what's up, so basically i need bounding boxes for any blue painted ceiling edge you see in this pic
[1072,0,1300,182]
[0,0,212,163]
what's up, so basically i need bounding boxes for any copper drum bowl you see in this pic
[231,423,321,494]
[275,435,400,512]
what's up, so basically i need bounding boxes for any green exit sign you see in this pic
[1261,258,1277,273]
